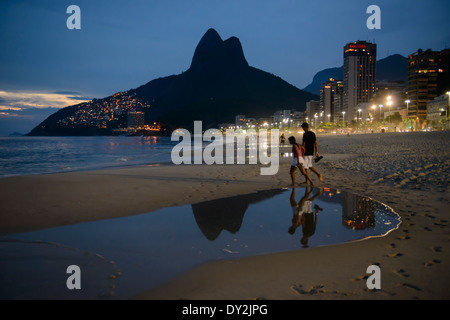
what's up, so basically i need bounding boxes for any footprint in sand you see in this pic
[351,275,367,282]
[290,284,325,295]
[434,220,447,228]
[393,269,409,278]
[424,259,441,267]
[387,252,403,258]
[432,246,442,253]
[425,213,436,219]
[402,283,422,292]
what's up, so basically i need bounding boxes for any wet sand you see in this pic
[1,131,449,299]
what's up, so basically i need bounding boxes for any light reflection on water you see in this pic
[0,187,401,299]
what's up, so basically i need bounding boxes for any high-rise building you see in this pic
[407,49,450,120]
[343,41,377,122]
[320,78,343,123]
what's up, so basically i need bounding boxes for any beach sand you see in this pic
[1,131,449,299]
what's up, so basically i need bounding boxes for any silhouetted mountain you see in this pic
[376,54,408,82]
[302,54,408,95]
[302,66,343,96]
[8,132,23,136]
[192,189,285,241]
[28,28,317,136]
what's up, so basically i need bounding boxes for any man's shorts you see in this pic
[303,156,314,169]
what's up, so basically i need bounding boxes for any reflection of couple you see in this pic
[288,186,323,247]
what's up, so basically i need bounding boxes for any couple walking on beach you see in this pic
[289,122,323,186]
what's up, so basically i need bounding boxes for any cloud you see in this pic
[0,90,91,111]
[0,91,91,135]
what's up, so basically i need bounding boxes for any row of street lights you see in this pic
[311,92,449,130]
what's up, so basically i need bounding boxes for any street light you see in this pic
[371,105,377,122]
[405,100,410,119]
[342,111,346,125]
[379,104,383,120]
[387,96,393,131]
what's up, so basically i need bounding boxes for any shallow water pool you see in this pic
[0,187,401,299]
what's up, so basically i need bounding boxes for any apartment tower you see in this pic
[343,41,377,122]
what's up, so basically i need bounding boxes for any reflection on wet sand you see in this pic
[0,187,401,299]
[342,192,376,230]
[288,187,323,248]
[190,187,397,246]
[192,189,284,241]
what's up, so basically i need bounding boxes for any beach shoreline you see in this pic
[1,131,449,299]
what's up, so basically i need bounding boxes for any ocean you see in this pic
[0,136,178,178]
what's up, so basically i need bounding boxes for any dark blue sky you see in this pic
[0,0,449,134]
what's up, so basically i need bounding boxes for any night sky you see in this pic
[1,0,449,135]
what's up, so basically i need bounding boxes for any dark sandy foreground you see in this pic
[1,131,449,299]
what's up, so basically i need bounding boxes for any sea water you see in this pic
[0,136,176,178]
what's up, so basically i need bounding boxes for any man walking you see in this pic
[301,122,323,183]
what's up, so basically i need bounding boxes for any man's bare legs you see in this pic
[308,166,323,182]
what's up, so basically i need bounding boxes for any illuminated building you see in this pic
[320,78,343,123]
[407,49,450,120]
[343,41,377,122]
[426,94,449,128]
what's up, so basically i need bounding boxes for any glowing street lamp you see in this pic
[387,96,393,131]
[342,111,346,124]
[405,99,410,119]
[379,104,383,120]
[371,105,377,122]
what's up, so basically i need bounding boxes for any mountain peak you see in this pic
[190,28,248,70]
[28,28,317,136]
[203,28,222,42]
